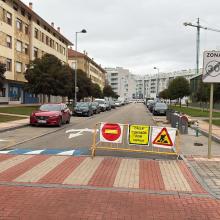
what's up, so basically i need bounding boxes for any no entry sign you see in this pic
[100,123,123,143]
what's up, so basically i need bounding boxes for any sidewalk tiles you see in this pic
[187,156,220,198]
[0,154,206,195]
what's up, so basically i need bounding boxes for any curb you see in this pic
[180,154,220,200]
[191,126,220,144]
[0,123,29,133]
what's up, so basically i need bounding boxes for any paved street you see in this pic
[0,104,220,219]
[0,103,154,152]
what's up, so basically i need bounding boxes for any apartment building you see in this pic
[105,67,136,100]
[143,69,201,99]
[68,49,106,90]
[0,0,72,104]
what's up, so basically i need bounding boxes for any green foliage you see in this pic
[170,106,220,117]
[103,85,118,98]
[25,54,105,101]
[159,89,169,99]
[168,76,190,100]
[25,54,66,96]
[91,83,103,98]
[76,69,93,101]
[195,79,209,102]
[0,62,6,88]
[0,106,39,115]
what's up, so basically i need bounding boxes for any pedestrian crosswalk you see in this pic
[0,154,206,194]
[0,149,78,156]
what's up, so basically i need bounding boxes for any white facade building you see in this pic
[143,69,201,99]
[105,67,200,100]
[105,67,136,100]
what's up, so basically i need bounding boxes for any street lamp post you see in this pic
[74,29,87,105]
[153,67,159,98]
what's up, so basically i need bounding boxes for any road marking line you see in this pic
[24,150,45,155]
[15,156,67,183]
[57,150,75,156]
[63,157,103,185]
[113,159,139,188]
[0,155,33,173]
[159,161,192,192]
[0,150,14,154]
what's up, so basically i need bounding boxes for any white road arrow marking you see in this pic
[66,128,98,139]
[0,139,8,142]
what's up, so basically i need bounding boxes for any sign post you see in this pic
[202,51,220,159]
[208,84,214,159]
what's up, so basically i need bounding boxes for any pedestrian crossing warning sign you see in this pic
[152,127,176,149]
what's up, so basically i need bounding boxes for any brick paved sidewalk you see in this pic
[0,185,219,220]
[0,154,219,219]
[0,154,206,195]
[187,156,220,199]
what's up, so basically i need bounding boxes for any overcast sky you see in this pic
[22,0,220,75]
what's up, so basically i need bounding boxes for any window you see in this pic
[16,62,22,73]
[6,12,12,25]
[46,36,49,45]
[34,28,38,39]
[24,44,28,55]
[0,88,6,97]
[55,42,58,51]
[34,47,38,59]
[41,33,44,42]
[16,40,22,52]
[16,19,22,31]
[24,24,29,35]
[6,35,12,48]
[6,59,12,71]
[21,8,25,17]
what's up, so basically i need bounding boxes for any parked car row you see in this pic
[73,98,129,117]
[146,99,168,116]
[29,98,130,127]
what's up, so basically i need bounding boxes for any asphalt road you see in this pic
[0,103,154,151]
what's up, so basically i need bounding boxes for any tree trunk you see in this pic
[179,98,181,108]
[43,94,46,103]
[48,95,51,103]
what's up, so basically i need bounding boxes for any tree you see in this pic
[76,69,93,101]
[103,85,117,98]
[168,76,190,107]
[159,89,169,99]
[91,83,103,98]
[0,62,6,88]
[25,54,71,101]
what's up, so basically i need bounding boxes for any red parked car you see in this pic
[30,103,71,127]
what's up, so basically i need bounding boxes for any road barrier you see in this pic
[91,122,180,158]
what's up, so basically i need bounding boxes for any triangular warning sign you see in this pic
[153,128,173,146]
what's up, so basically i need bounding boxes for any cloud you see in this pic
[22,0,220,74]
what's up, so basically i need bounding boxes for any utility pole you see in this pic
[196,18,200,75]
[183,18,220,75]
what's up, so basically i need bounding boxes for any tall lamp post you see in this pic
[74,29,87,105]
[153,67,159,98]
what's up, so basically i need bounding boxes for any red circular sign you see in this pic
[101,123,121,142]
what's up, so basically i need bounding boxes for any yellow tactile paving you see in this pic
[63,157,103,185]
[113,159,139,188]
[15,156,67,183]
[0,155,33,173]
[159,161,192,192]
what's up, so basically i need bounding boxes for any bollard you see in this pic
[195,121,199,137]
